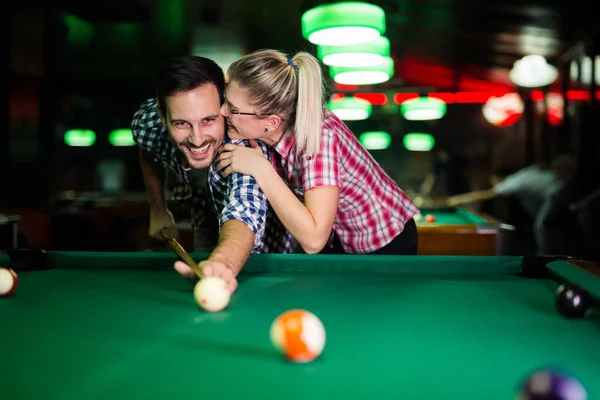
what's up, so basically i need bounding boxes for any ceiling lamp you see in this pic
[109,129,135,146]
[570,56,600,85]
[318,36,390,68]
[328,96,372,121]
[400,97,446,121]
[482,93,523,127]
[534,92,564,126]
[330,56,394,85]
[301,2,386,46]
[359,131,390,150]
[509,55,558,88]
[64,129,96,147]
[403,133,435,152]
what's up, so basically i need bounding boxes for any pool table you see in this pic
[416,207,515,256]
[1,251,599,399]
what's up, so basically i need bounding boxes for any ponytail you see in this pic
[291,52,325,155]
[227,49,326,156]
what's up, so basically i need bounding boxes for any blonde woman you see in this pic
[215,49,419,255]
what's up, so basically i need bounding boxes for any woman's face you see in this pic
[220,81,268,141]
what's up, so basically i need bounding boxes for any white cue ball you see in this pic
[413,213,423,222]
[0,268,18,297]
[194,276,230,312]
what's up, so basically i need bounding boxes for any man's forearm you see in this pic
[448,189,497,206]
[139,148,167,210]
[208,220,255,275]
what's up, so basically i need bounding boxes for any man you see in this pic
[132,55,294,293]
[447,156,575,254]
[420,147,470,197]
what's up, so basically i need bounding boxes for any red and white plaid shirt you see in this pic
[272,109,419,253]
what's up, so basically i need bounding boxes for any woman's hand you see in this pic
[215,139,270,178]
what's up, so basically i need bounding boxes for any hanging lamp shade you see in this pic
[64,129,96,147]
[400,97,447,120]
[318,36,390,68]
[509,55,558,88]
[301,2,386,46]
[403,133,435,151]
[109,129,135,146]
[534,92,564,126]
[330,56,394,85]
[482,93,523,127]
[359,131,390,150]
[570,56,600,85]
[327,96,372,120]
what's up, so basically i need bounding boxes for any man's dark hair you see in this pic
[154,56,225,114]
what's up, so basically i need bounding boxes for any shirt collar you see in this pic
[273,109,331,158]
[273,132,296,159]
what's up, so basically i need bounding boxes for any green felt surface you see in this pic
[418,208,488,225]
[0,253,8,267]
[1,253,599,399]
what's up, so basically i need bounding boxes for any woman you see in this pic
[215,49,419,255]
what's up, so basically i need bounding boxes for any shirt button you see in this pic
[307,156,312,160]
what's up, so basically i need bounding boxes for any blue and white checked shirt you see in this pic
[131,98,296,253]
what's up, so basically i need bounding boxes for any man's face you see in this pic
[162,84,225,169]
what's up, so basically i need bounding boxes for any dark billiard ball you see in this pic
[555,284,591,319]
[517,370,587,400]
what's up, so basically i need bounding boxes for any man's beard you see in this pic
[179,139,216,169]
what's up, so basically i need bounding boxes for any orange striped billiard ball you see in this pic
[270,309,326,362]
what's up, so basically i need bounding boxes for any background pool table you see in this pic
[416,207,515,256]
[12,192,515,257]
[1,251,599,399]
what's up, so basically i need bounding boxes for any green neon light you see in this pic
[359,131,390,150]
[327,96,372,120]
[301,2,386,46]
[64,130,96,147]
[403,133,435,151]
[330,56,394,85]
[109,129,135,146]
[400,97,447,120]
[318,36,390,68]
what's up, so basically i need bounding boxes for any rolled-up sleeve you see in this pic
[302,126,340,191]
[219,173,268,246]
[217,139,271,247]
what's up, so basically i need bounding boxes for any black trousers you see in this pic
[319,218,419,255]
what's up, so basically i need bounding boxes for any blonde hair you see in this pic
[227,49,325,155]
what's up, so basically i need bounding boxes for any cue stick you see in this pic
[164,233,205,279]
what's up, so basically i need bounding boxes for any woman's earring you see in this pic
[264,127,269,132]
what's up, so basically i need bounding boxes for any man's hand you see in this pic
[172,220,253,296]
[149,208,177,241]
[174,260,238,294]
